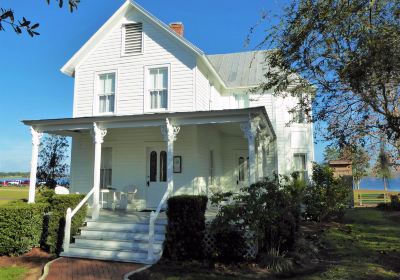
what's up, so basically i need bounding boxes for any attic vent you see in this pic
[124,23,143,54]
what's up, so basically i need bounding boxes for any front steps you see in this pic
[60,210,167,264]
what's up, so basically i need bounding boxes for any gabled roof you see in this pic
[207,51,269,88]
[61,0,204,76]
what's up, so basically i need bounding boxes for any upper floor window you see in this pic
[292,109,306,123]
[234,94,249,109]
[149,67,168,110]
[293,153,307,181]
[98,73,115,114]
[124,23,143,55]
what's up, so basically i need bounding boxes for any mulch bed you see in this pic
[0,248,54,280]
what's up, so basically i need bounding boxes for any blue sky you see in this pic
[0,0,326,172]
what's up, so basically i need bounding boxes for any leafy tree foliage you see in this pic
[258,0,400,160]
[0,0,80,37]
[37,135,69,188]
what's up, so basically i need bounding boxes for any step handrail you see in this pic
[147,186,171,261]
[63,187,95,253]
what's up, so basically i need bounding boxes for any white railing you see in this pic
[147,186,171,261]
[63,187,95,253]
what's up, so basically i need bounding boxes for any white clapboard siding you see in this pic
[73,10,196,117]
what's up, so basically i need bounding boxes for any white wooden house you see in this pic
[23,0,314,264]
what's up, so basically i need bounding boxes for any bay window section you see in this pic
[98,73,115,114]
[149,67,168,110]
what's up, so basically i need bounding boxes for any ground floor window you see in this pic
[293,153,307,180]
[100,147,112,188]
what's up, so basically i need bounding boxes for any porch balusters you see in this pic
[240,120,259,185]
[28,127,43,203]
[90,123,107,220]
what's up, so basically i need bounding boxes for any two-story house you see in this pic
[23,0,314,263]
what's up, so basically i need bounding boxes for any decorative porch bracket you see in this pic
[240,118,260,185]
[28,127,43,203]
[90,122,107,220]
[148,118,180,262]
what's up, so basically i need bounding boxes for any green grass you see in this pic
[0,187,29,205]
[300,209,400,280]
[131,209,400,280]
[0,266,28,280]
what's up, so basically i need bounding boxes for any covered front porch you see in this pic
[23,107,276,262]
[23,107,276,213]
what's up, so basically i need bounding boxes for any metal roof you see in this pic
[206,51,270,88]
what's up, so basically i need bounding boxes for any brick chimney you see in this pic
[169,22,184,37]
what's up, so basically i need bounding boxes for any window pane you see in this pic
[161,90,167,108]
[99,96,107,113]
[104,73,115,94]
[108,95,115,112]
[150,151,157,182]
[150,69,157,89]
[239,157,245,181]
[160,151,167,182]
[159,68,168,89]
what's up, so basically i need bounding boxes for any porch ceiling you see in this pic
[22,107,276,139]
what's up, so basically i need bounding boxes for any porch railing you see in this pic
[147,186,171,262]
[63,187,95,253]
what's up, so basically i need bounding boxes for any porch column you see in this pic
[28,127,43,203]
[90,123,107,220]
[240,120,259,185]
[257,139,263,180]
[161,119,180,194]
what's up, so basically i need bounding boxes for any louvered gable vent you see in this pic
[124,23,143,54]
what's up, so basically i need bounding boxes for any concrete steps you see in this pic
[61,210,166,264]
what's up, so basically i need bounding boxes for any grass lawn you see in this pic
[131,209,400,280]
[0,187,29,205]
[0,266,28,280]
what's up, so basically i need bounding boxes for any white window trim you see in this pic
[293,153,308,175]
[143,64,171,113]
[93,69,118,116]
[120,22,144,57]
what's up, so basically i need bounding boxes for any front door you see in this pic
[146,147,168,209]
[235,151,249,190]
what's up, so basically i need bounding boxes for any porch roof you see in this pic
[22,107,276,139]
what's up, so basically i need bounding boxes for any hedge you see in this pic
[164,195,208,260]
[0,202,47,256]
[42,193,87,255]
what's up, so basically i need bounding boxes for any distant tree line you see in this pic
[0,172,29,178]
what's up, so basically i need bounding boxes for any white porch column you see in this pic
[90,123,107,220]
[161,119,180,194]
[257,139,264,180]
[240,120,259,185]
[28,127,43,203]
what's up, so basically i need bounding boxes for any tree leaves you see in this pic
[257,0,400,162]
[1,0,80,37]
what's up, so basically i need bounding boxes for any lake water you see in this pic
[1,177,399,190]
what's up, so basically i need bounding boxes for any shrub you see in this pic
[260,248,294,275]
[42,193,86,254]
[239,176,303,252]
[209,175,303,263]
[0,202,47,256]
[377,195,400,211]
[303,163,349,222]
[164,195,208,260]
[210,204,247,263]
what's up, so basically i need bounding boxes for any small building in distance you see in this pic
[329,160,353,177]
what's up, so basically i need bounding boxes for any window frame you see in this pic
[100,147,113,189]
[144,64,171,113]
[93,70,118,116]
[121,22,144,57]
[293,153,308,180]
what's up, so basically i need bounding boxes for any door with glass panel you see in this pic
[146,147,168,208]
[235,151,249,190]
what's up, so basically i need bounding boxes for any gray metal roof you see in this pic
[206,51,269,88]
